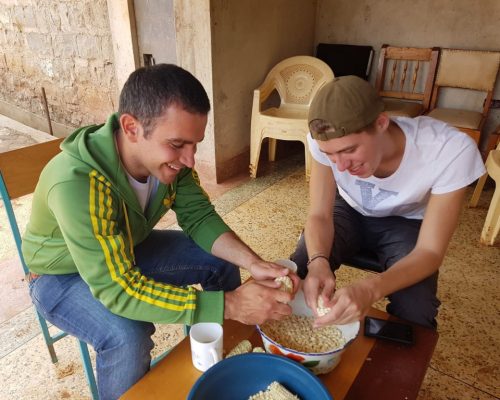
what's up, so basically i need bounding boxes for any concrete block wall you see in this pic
[0,0,117,132]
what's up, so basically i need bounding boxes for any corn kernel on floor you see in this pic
[0,117,499,399]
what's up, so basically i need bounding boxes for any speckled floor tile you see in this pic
[0,306,39,358]
[223,169,309,262]
[0,257,32,323]
[430,188,500,397]
[0,322,187,399]
[418,366,498,400]
[0,326,95,399]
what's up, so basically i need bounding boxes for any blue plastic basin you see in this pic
[188,353,332,400]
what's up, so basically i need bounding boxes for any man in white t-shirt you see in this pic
[291,75,485,329]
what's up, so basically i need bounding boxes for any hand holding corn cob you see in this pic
[247,260,300,294]
[316,296,332,317]
[275,275,294,294]
[224,280,294,325]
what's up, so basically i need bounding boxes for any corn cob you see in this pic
[275,275,293,293]
[226,339,252,358]
[248,381,300,400]
[316,296,331,317]
[252,346,266,353]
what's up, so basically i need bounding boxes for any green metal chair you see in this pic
[0,139,189,399]
[0,139,98,399]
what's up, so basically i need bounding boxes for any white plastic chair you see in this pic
[249,56,334,181]
[469,136,500,245]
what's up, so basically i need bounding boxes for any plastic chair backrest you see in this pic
[375,44,440,112]
[263,55,334,107]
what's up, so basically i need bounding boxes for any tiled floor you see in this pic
[1,118,499,399]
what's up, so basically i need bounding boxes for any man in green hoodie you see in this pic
[22,64,298,399]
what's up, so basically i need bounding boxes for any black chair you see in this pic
[316,43,375,81]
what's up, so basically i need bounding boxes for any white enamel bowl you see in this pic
[257,289,360,375]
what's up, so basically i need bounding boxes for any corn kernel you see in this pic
[261,314,345,353]
[316,296,331,317]
[226,339,252,358]
[275,276,293,294]
[248,381,300,400]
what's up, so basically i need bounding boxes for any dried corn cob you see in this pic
[248,381,300,400]
[275,275,293,293]
[316,296,331,317]
[226,339,252,358]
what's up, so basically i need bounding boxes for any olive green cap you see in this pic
[308,75,384,141]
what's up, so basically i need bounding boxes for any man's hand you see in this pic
[313,278,378,327]
[224,280,294,325]
[248,260,301,293]
[302,258,336,313]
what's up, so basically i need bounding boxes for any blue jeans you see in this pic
[291,195,440,329]
[29,230,241,400]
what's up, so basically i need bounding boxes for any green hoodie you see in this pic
[22,114,232,325]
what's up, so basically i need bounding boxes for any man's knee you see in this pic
[221,262,241,291]
[387,273,440,329]
[203,260,241,291]
[96,319,155,353]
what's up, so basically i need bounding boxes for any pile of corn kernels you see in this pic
[261,314,345,353]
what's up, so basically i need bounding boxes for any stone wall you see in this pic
[0,0,117,131]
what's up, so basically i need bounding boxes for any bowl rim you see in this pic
[256,320,360,357]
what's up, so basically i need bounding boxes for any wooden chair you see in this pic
[427,49,500,144]
[469,136,500,245]
[0,139,189,399]
[249,56,334,181]
[316,43,374,80]
[375,44,440,117]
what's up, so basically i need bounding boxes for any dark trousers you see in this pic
[291,195,440,329]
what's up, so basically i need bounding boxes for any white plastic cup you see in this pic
[189,322,223,372]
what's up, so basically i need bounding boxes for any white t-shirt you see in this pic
[126,173,159,212]
[307,116,486,219]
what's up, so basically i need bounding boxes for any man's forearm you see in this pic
[211,231,261,269]
[304,214,334,259]
[366,248,443,301]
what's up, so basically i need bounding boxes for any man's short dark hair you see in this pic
[118,64,211,136]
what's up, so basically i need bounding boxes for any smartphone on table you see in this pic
[364,316,414,345]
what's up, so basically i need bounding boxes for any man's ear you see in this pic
[375,113,390,132]
[119,113,141,143]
